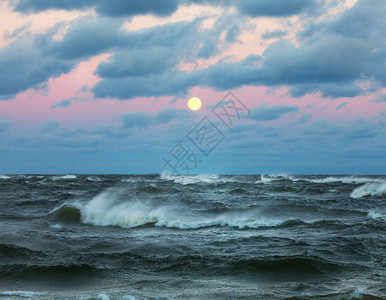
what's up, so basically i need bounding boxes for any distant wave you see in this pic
[255,174,290,184]
[256,174,385,185]
[303,176,385,184]
[0,175,11,180]
[160,173,224,185]
[87,176,102,182]
[293,288,382,300]
[0,291,46,298]
[51,175,77,181]
[350,182,386,198]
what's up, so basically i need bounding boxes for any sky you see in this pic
[0,0,385,175]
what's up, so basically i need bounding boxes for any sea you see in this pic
[0,174,385,300]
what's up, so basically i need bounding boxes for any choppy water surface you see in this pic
[0,174,385,299]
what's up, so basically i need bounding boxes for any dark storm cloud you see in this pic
[51,98,73,109]
[96,47,176,78]
[2,0,385,100]
[11,0,180,17]
[261,30,288,40]
[197,0,385,98]
[90,17,229,99]
[0,17,211,99]
[93,71,200,100]
[248,103,299,121]
[12,0,320,18]
[51,96,89,109]
[153,107,190,124]
[121,111,152,129]
[0,37,73,99]
[336,102,348,110]
[121,108,190,129]
[373,94,386,103]
[299,0,386,87]
[45,19,127,60]
[294,113,312,124]
[235,0,317,17]
[289,82,364,98]
[0,119,11,133]
[41,120,60,132]
[186,0,319,17]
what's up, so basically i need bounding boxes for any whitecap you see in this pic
[304,176,384,184]
[97,294,110,300]
[51,175,77,181]
[350,182,386,198]
[160,172,221,185]
[0,291,45,298]
[50,224,63,229]
[367,210,386,221]
[87,176,102,182]
[78,188,289,230]
[348,287,366,299]
[256,174,290,184]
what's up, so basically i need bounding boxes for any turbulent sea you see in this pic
[0,174,385,300]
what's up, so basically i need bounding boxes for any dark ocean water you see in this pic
[0,174,385,300]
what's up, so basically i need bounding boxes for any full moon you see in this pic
[188,97,202,111]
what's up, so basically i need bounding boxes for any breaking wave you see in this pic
[51,175,77,181]
[87,176,102,182]
[0,175,11,180]
[50,188,290,229]
[256,174,290,184]
[367,211,386,221]
[256,174,385,185]
[303,176,385,184]
[0,291,46,298]
[350,182,386,198]
[160,173,223,185]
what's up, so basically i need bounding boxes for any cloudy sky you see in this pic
[0,0,385,174]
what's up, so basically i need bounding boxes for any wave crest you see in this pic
[160,173,222,185]
[350,182,386,198]
[368,211,386,221]
[49,188,290,229]
[51,175,77,181]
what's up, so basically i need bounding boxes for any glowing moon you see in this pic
[188,97,202,111]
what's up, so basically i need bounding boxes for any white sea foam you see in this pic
[78,188,287,229]
[51,175,77,181]
[87,176,102,182]
[256,174,385,185]
[255,174,290,184]
[305,176,384,184]
[80,190,163,228]
[350,182,386,198]
[50,224,63,229]
[0,175,11,179]
[367,210,386,221]
[97,294,110,300]
[121,177,142,183]
[0,291,45,297]
[160,172,221,185]
[348,287,366,299]
[155,216,285,229]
